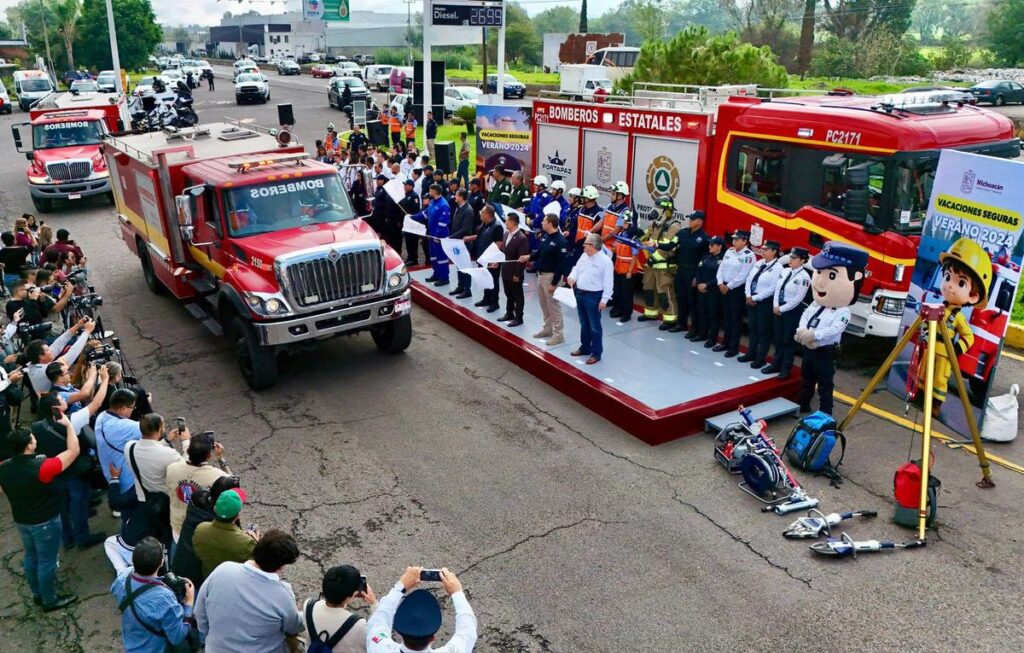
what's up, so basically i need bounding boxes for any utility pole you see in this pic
[405,0,414,65]
[105,0,124,94]
[482,27,487,90]
[37,0,55,80]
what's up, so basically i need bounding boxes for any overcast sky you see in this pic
[1,0,606,28]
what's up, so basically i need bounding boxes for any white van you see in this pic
[13,70,56,110]
[363,65,393,91]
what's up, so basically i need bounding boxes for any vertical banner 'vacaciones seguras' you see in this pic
[475,104,533,179]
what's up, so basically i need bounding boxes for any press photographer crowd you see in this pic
[0,217,476,653]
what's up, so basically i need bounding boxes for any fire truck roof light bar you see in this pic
[227,152,309,172]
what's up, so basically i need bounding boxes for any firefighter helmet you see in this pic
[582,185,600,201]
[533,175,550,188]
[611,180,629,196]
[568,187,582,198]
[656,197,675,211]
[550,180,566,192]
[939,238,993,307]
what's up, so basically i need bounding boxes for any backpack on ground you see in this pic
[784,411,846,476]
[305,599,360,653]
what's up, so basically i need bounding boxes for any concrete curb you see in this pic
[1006,323,1024,350]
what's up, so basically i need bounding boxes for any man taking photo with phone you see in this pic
[366,566,476,653]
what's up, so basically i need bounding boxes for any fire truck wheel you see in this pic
[31,196,52,213]
[138,242,164,295]
[230,317,278,389]
[371,314,412,354]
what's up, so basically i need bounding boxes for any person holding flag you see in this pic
[410,184,451,287]
[563,187,583,247]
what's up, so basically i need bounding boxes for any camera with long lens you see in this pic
[161,572,188,602]
[72,294,103,309]
[85,344,118,364]
[17,321,52,339]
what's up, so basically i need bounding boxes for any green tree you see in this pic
[616,25,788,91]
[486,3,541,66]
[674,0,731,32]
[532,6,580,35]
[8,0,63,67]
[987,0,1024,65]
[0,22,14,40]
[55,0,82,71]
[75,0,162,71]
[823,0,916,42]
[722,0,802,69]
[631,0,670,43]
[580,0,589,32]
[930,34,973,69]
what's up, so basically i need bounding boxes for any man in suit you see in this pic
[448,190,477,299]
[467,205,504,313]
[498,213,531,327]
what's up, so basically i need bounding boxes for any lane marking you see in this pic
[1002,349,1024,362]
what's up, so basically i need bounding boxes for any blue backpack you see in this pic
[784,411,846,475]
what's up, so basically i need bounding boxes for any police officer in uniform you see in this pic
[695,236,726,347]
[639,198,682,328]
[714,230,755,357]
[369,173,389,236]
[400,179,424,265]
[763,247,810,379]
[668,210,708,334]
[740,240,782,368]
[467,179,487,218]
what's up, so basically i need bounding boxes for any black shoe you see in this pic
[750,360,765,369]
[609,310,620,318]
[724,350,739,358]
[637,315,657,322]
[617,316,631,323]
[761,364,781,374]
[712,344,727,352]
[778,370,791,380]
[448,288,462,296]
[424,276,438,283]
[658,322,673,331]
[433,280,449,287]
[687,332,705,341]
[77,532,107,550]
[486,305,500,313]
[455,292,472,299]
[474,299,489,307]
[799,404,812,413]
[41,594,78,612]
[737,353,755,363]
[507,319,523,327]
[668,324,685,333]
[497,314,513,322]
[704,340,716,349]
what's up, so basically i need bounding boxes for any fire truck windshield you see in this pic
[225,174,355,237]
[33,120,104,149]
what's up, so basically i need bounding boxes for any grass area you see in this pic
[341,123,476,170]
[445,64,558,86]
[1013,295,1024,326]
[787,75,969,95]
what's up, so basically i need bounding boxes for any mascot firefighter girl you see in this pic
[914,238,992,411]
[794,242,869,416]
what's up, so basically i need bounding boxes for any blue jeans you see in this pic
[457,159,470,190]
[58,475,93,547]
[16,516,62,604]
[575,289,604,359]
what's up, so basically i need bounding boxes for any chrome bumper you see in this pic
[30,178,111,199]
[254,290,411,346]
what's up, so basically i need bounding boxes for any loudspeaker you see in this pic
[277,103,295,127]
[434,141,456,176]
[413,61,446,108]
[367,120,389,147]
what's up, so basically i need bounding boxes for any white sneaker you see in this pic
[546,335,565,346]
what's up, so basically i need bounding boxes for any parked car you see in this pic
[324,54,338,64]
[161,69,185,85]
[485,74,526,99]
[96,70,118,93]
[69,79,100,95]
[388,92,414,116]
[967,80,1024,106]
[235,72,271,104]
[363,65,393,91]
[134,75,169,96]
[62,70,92,86]
[328,76,371,110]
[444,85,482,115]
[389,66,413,94]
[277,60,301,76]
[311,64,335,78]
[333,61,361,77]
[353,54,375,66]
[0,81,12,114]
[197,60,214,78]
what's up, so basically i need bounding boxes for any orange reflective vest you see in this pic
[613,241,635,275]
[404,121,416,138]
[599,211,621,243]
[576,210,597,242]
[389,116,401,133]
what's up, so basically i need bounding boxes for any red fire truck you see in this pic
[102,122,412,388]
[11,91,126,213]
[531,90,1019,338]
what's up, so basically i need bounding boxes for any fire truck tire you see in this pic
[371,314,412,354]
[230,317,278,389]
[138,242,164,295]
[31,196,52,213]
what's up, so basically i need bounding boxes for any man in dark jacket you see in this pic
[498,213,531,327]
[400,179,425,265]
[449,190,476,299]
[469,205,505,313]
[369,174,389,235]
[696,236,726,348]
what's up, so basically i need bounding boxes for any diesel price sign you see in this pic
[431,0,504,26]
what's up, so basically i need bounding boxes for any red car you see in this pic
[311,64,334,78]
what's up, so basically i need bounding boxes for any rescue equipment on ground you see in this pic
[809,532,925,557]
[783,508,877,539]
[893,459,941,529]
[783,411,846,475]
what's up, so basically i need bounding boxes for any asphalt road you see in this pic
[1,76,1023,652]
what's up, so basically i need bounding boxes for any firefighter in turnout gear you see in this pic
[915,237,991,408]
[639,197,683,328]
[574,186,603,264]
[696,236,727,347]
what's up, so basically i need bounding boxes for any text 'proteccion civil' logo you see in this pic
[645,154,679,201]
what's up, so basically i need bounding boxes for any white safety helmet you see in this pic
[611,180,629,196]
[533,174,550,188]
[568,187,582,198]
[582,185,600,201]
[550,180,566,193]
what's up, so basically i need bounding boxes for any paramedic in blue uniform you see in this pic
[548,181,570,226]
[526,176,554,250]
[714,230,755,357]
[794,243,868,415]
[411,183,451,287]
[740,240,782,368]
[763,247,811,379]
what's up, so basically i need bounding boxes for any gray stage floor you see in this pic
[412,266,777,410]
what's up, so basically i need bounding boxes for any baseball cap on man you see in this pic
[214,489,245,520]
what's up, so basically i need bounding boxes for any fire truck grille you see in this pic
[45,160,92,181]
[285,248,384,307]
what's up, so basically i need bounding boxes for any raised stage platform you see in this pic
[410,266,801,445]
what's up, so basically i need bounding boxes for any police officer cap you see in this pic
[434,169,445,176]
[732,229,750,240]
[709,235,726,246]
[790,246,810,260]
[403,178,415,186]
[811,241,869,270]
[763,240,781,251]
[375,173,388,181]
[687,210,705,221]
[393,589,443,638]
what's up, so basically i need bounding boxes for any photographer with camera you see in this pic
[191,487,258,578]
[165,431,232,543]
[23,317,96,395]
[101,362,154,419]
[45,359,98,413]
[303,564,377,653]
[366,567,476,653]
[5,280,49,326]
[32,270,76,317]
[45,228,85,262]
[110,536,199,653]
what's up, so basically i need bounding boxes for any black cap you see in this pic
[812,241,869,271]
[709,235,726,246]
[732,229,750,240]
[434,169,445,176]
[375,173,388,181]
[687,210,705,221]
[403,178,415,186]
[493,165,506,175]
[763,240,781,251]
[790,246,810,260]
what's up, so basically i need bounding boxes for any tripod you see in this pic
[838,303,994,541]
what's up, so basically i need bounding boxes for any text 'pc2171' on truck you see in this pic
[533,85,1020,338]
[101,122,413,389]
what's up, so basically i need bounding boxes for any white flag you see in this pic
[553,286,577,309]
[463,267,495,290]
[402,216,426,236]
[476,242,505,265]
[542,200,562,217]
[440,238,474,270]
[384,177,407,206]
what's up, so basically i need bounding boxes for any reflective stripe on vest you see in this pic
[600,211,619,241]
[614,242,633,274]
[576,214,596,242]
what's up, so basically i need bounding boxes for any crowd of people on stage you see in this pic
[0,222,477,652]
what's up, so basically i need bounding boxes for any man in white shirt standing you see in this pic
[366,567,476,653]
[566,233,614,365]
[124,414,189,500]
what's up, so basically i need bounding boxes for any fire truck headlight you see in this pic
[243,292,290,316]
[388,266,408,290]
[264,298,283,313]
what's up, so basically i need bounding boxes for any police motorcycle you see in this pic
[129,79,198,132]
